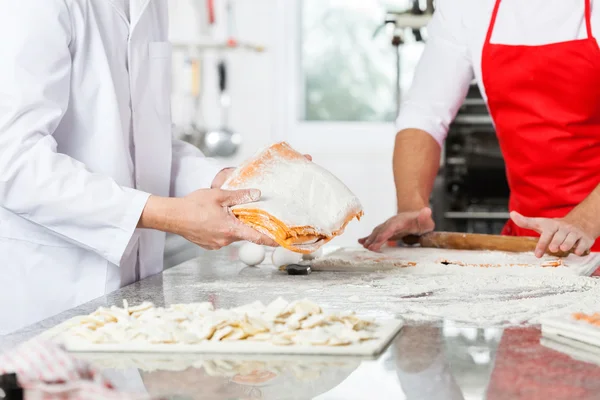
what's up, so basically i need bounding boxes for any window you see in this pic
[301,0,426,122]
[273,0,428,152]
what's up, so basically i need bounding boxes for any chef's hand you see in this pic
[210,155,312,189]
[359,207,434,252]
[510,211,596,257]
[182,188,278,249]
[139,189,277,250]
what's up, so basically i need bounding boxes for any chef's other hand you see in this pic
[359,207,434,252]
[510,211,595,257]
[139,189,277,250]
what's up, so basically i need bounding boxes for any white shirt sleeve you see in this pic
[170,138,226,197]
[395,0,474,146]
[0,0,150,266]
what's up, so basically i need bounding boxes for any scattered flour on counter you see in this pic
[312,247,600,276]
[190,265,600,327]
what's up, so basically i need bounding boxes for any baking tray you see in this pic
[540,334,600,367]
[38,318,403,357]
[541,315,600,348]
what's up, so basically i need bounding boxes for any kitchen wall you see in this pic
[169,0,279,166]
[166,0,397,263]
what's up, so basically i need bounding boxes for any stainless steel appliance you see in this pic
[431,83,510,234]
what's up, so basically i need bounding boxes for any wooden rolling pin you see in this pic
[399,232,589,258]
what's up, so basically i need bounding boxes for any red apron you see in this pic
[481,0,600,251]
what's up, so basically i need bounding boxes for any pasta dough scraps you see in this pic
[59,298,378,347]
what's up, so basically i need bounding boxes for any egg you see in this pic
[271,247,302,267]
[238,242,266,266]
[302,248,323,261]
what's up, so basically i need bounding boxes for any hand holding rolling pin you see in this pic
[511,211,598,258]
[359,207,435,251]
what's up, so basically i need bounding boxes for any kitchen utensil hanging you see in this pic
[197,60,241,157]
[197,0,240,157]
[181,52,209,149]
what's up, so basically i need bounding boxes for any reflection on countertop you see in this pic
[2,247,600,399]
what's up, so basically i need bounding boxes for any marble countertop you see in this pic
[3,248,600,399]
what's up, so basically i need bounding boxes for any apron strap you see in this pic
[485,0,503,45]
[487,0,592,43]
[585,0,593,39]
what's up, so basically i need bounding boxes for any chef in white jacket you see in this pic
[0,0,275,335]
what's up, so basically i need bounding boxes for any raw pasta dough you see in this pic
[59,298,378,347]
[222,142,363,253]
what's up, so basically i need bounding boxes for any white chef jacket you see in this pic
[396,0,600,146]
[0,0,222,334]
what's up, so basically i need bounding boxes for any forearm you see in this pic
[566,183,600,237]
[393,129,441,212]
[138,196,186,235]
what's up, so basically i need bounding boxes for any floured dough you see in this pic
[58,298,378,347]
[222,142,363,253]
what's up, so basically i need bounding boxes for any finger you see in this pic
[535,229,558,258]
[211,167,235,188]
[548,229,568,253]
[367,226,401,251]
[559,231,581,253]
[362,226,380,247]
[365,225,387,248]
[236,224,278,246]
[366,224,396,250]
[367,238,388,252]
[574,238,593,256]
[220,189,261,206]
[304,154,312,161]
[230,218,278,246]
[510,211,542,233]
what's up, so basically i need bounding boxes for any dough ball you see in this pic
[238,242,266,266]
[302,248,323,261]
[271,247,302,267]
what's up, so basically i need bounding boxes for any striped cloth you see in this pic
[0,339,150,400]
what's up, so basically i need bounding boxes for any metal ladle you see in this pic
[198,60,241,157]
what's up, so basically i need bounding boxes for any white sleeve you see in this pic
[395,0,474,146]
[0,0,150,266]
[170,138,225,197]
